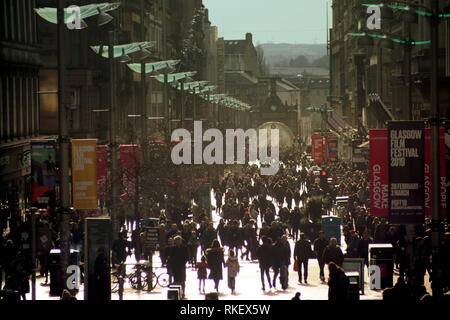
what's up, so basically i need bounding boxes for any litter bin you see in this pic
[48,249,80,297]
[369,244,394,289]
[167,283,183,300]
[346,271,360,301]
[322,216,342,245]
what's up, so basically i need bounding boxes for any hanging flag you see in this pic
[96,145,109,201]
[311,134,324,164]
[326,133,338,162]
[31,140,57,207]
[369,130,389,217]
[119,145,141,200]
[424,128,447,217]
[72,139,98,210]
[388,121,425,224]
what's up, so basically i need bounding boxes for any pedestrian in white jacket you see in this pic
[225,249,240,294]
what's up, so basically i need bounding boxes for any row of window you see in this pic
[1,0,37,44]
[0,75,40,142]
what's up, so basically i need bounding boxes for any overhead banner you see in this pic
[96,145,108,201]
[424,128,447,217]
[31,140,57,207]
[72,139,98,210]
[311,134,324,164]
[388,121,425,224]
[119,145,141,200]
[369,129,389,217]
[326,133,338,162]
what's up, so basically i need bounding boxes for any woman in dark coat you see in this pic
[205,239,225,292]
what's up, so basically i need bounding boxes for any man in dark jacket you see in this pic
[112,231,130,268]
[323,237,344,267]
[256,236,273,291]
[313,231,329,282]
[166,236,189,297]
[294,233,313,284]
[274,235,291,290]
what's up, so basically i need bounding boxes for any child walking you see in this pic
[196,255,208,293]
[225,249,240,294]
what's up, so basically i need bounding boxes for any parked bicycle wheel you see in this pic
[157,273,170,288]
[129,270,148,290]
[111,273,120,293]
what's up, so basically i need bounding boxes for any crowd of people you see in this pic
[1,146,449,301]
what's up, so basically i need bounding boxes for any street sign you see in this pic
[144,227,159,251]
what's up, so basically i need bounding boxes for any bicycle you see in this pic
[111,265,170,293]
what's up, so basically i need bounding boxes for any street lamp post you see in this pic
[429,0,442,299]
[108,31,119,241]
[57,0,72,293]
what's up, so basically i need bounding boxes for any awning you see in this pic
[327,111,350,132]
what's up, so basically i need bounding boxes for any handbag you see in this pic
[293,259,299,272]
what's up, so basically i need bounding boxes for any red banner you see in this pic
[326,133,338,162]
[119,145,141,200]
[311,134,324,164]
[369,129,389,217]
[96,145,108,201]
[424,128,447,216]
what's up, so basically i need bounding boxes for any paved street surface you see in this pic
[24,190,405,301]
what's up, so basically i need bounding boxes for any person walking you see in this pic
[294,233,313,284]
[323,237,344,267]
[166,236,189,297]
[273,235,291,290]
[225,249,240,294]
[257,236,274,291]
[187,230,200,268]
[313,231,329,282]
[206,239,226,292]
[196,255,208,294]
[327,262,349,301]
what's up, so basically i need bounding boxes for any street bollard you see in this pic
[146,251,154,292]
[118,263,124,300]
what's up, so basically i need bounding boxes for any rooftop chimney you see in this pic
[245,33,253,43]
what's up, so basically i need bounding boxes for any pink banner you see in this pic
[370,129,389,217]
[96,145,108,201]
[424,128,446,217]
[311,134,324,164]
[119,145,141,200]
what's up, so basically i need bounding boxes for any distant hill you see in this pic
[258,43,327,68]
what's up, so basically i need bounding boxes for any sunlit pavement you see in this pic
[24,173,435,300]
[25,189,396,301]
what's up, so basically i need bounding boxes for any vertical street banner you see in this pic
[388,121,425,224]
[96,145,108,201]
[446,123,450,221]
[119,145,141,200]
[84,218,111,301]
[311,134,324,164]
[31,140,57,207]
[424,128,447,217]
[369,129,389,217]
[326,133,338,162]
[72,139,98,210]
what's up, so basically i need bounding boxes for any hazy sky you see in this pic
[203,0,331,44]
